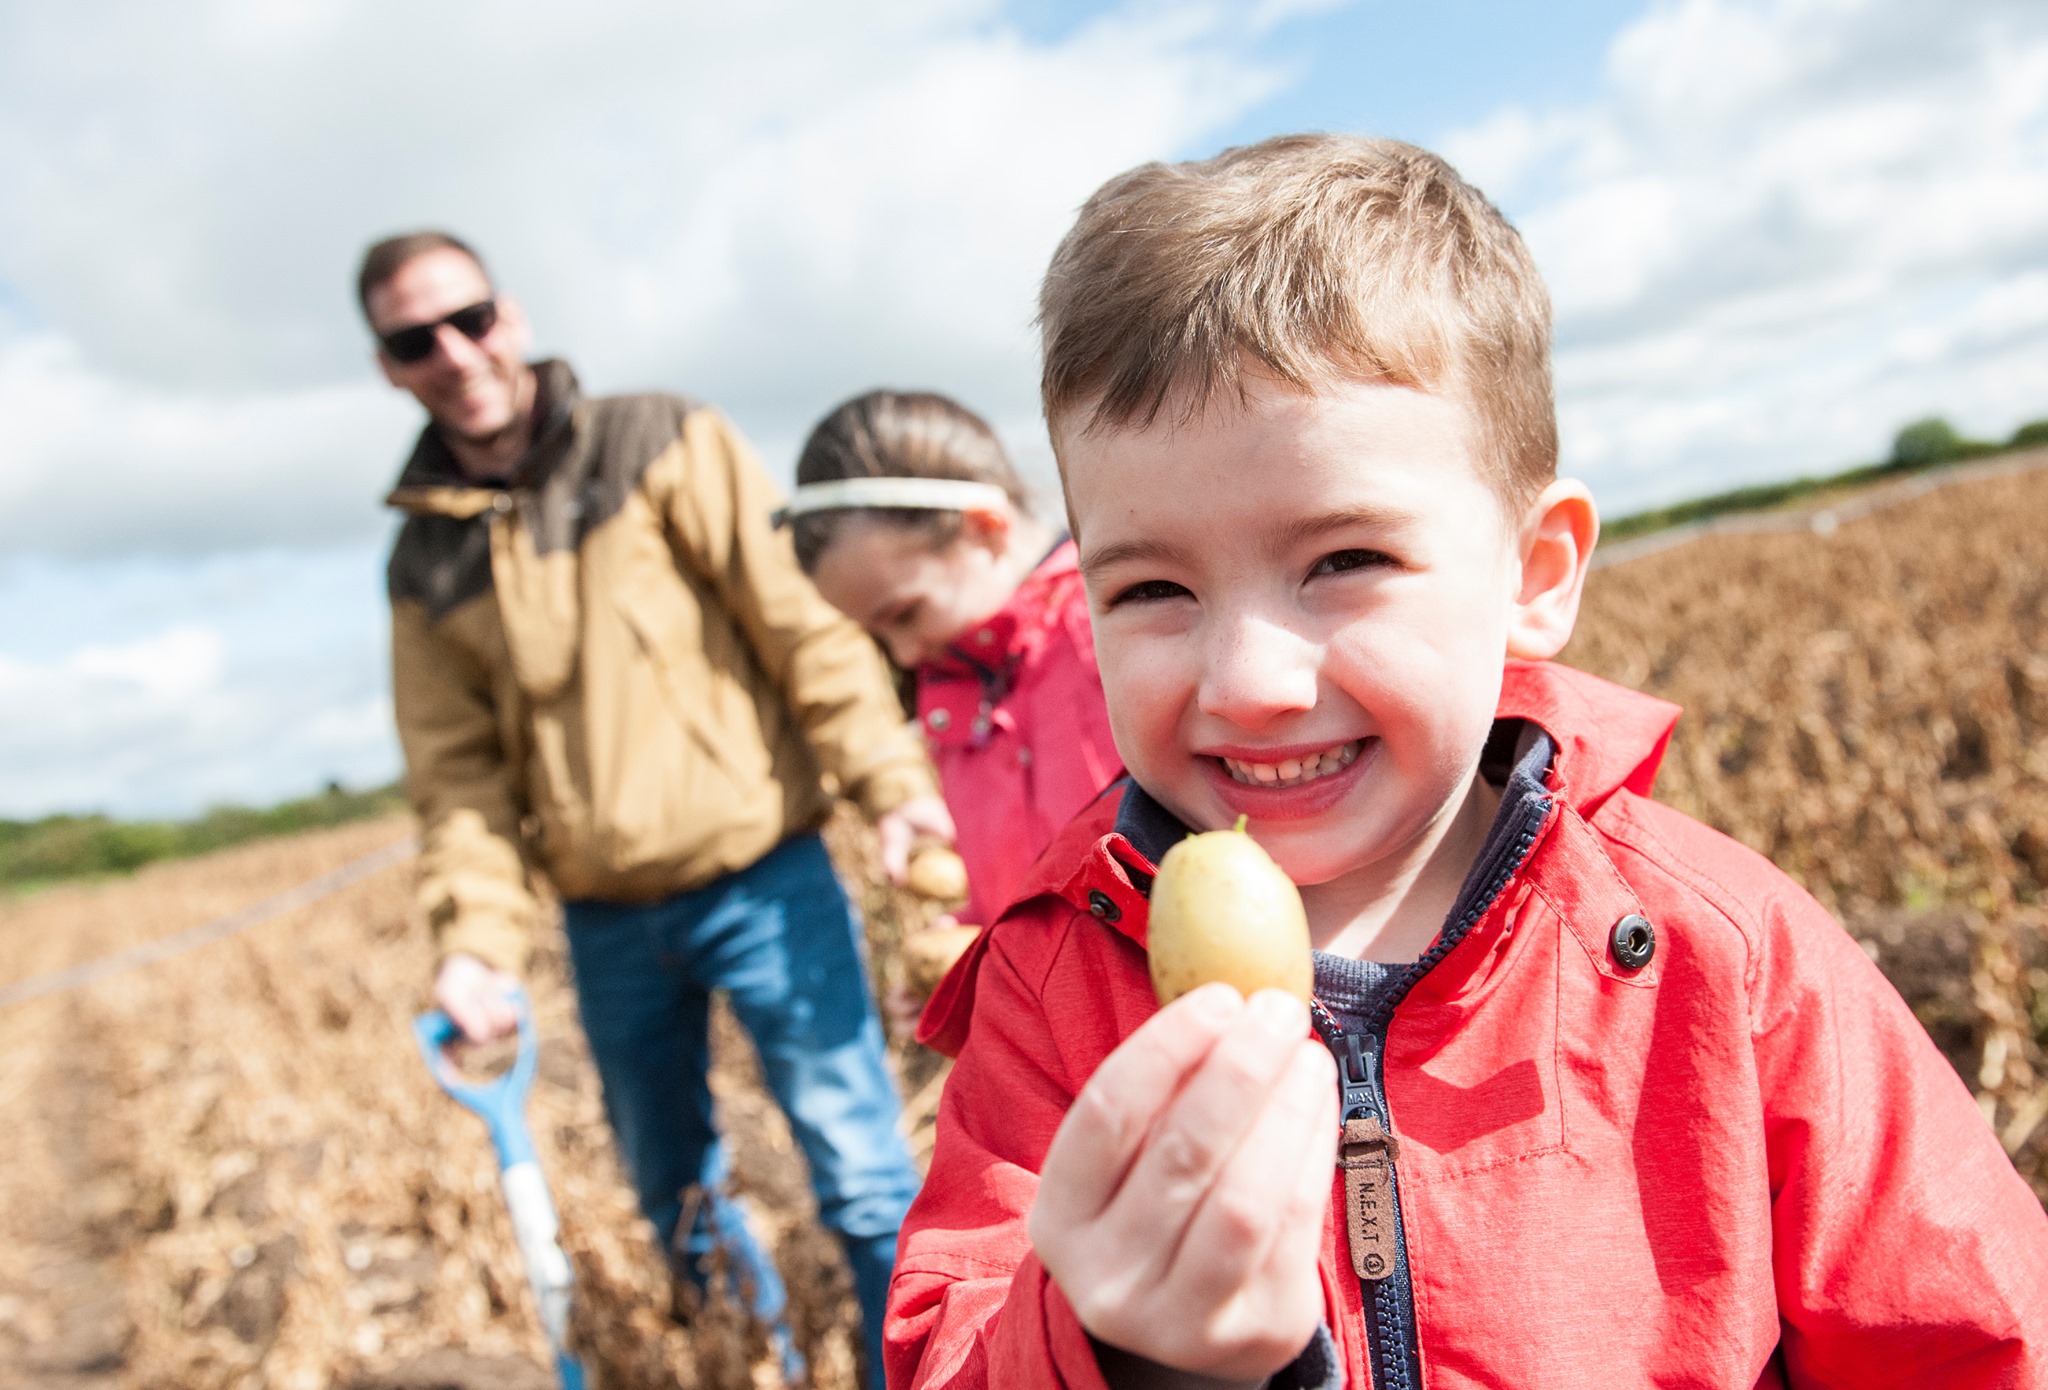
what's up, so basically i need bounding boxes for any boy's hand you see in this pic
[1028,984,1338,1384]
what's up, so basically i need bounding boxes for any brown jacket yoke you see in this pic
[386,361,935,971]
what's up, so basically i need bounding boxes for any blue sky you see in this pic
[2,0,2045,817]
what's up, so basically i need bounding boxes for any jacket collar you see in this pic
[385,358,582,514]
[1021,661,1676,951]
[1498,659,1678,816]
[917,537,1080,747]
[923,538,1077,674]
[920,663,1669,1054]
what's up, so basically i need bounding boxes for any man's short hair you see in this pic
[1038,134,1556,507]
[356,230,489,321]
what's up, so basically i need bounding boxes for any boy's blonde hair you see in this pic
[1039,134,1556,507]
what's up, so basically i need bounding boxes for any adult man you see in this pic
[361,230,945,1386]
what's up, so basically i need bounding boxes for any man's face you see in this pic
[1065,372,1529,892]
[367,247,533,444]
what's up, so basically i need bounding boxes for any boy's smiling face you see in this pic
[1066,372,1575,914]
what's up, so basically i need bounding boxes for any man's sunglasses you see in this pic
[379,300,499,363]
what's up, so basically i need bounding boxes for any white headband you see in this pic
[777,477,1012,521]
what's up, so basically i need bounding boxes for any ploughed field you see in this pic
[1,459,2043,1388]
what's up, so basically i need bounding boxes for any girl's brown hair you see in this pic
[791,391,1029,571]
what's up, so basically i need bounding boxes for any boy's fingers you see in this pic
[1238,1054,1343,1345]
[1098,991,1310,1262]
[1097,990,1318,1285]
[1035,984,1246,1231]
[1178,1039,1336,1311]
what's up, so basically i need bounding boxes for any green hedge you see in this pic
[0,782,407,892]
[1601,415,2042,546]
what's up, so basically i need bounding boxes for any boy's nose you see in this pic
[1197,613,1318,729]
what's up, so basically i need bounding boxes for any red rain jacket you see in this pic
[891,661,2048,1390]
[916,539,1122,927]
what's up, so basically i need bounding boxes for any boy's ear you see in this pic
[1506,479,1598,662]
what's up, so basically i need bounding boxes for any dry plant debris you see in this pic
[0,461,2041,1387]
[0,813,946,1389]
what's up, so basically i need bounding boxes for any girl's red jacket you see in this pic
[915,539,1122,928]
[890,660,2048,1390]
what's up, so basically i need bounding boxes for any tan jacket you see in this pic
[386,361,936,971]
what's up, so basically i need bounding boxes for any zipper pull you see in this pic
[1335,1032,1399,1281]
[1337,1031,1379,1122]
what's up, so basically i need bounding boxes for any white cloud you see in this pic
[0,0,1295,814]
[0,0,1284,559]
[1442,0,2048,508]
[9,0,2048,814]
[0,548,397,818]
[0,335,417,556]
[65,626,225,702]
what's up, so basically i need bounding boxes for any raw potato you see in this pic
[1148,820,1313,1005]
[905,843,970,908]
[901,923,982,997]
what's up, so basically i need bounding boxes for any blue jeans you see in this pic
[564,832,918,1388]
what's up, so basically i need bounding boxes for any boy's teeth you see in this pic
[1220,741,1361,788]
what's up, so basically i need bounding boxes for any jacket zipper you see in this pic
[1313,797,1547,1390]
[1325,1017,1418,1390]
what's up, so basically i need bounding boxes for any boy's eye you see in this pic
[1310,548,1395,578]
[1106,578,1193,608]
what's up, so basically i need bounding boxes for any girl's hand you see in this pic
[1028,985,1337,1383]
[876,794,958,882]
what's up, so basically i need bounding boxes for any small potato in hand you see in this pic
[905,843,971,908]
[1147,817,1312,1006]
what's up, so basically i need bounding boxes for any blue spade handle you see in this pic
[413,995,540,1168]
[413,991,586,1390]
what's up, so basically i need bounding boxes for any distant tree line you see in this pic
[1602,413,2048,544]
[0,781,406,893]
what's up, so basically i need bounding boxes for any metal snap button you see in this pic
[1087,890,1121,923]
[926,708,951,731]
[1611,913,1655,970]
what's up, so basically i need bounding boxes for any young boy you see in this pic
[885,136,2048,1389]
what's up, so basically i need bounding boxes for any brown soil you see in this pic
[0,463,2041,1386]
[0,815,946,1389]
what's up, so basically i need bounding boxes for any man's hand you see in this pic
[875,794,958,883]
[1028,985,1337,1384]
[433,952,523,1042]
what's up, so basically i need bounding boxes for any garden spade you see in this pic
[414,992,588,1389]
